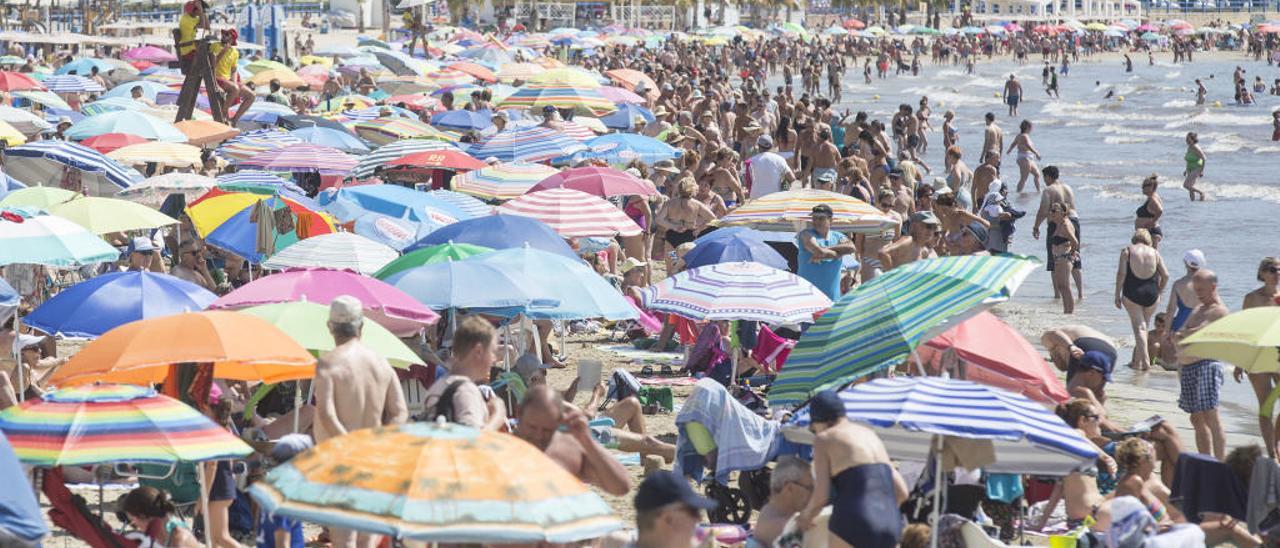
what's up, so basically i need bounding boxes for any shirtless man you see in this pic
[1173,269,1229,460]
[972,153,1000,214]
[796,390,908,548]
[1003,74,1023,116]
[313,296,408,548]
[1042,325,1118,402]
[979,113,1004,166]
[753,457,813,546]
[857,188,902,281]
[168,241,215,291]
[806,126,841,188]
[1032,166,1081,300]
[514,385,631,496]
[878,211,940,272]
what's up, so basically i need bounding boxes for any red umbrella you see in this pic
[80,133,149,154]
[916,311,1069,405]
[447,61,497,83]
[528,166,658,197]
[0,71,44,92]
[129,61,156,72]
[386,94,437,111]
[843,18,866,30]
[386,150,487,171]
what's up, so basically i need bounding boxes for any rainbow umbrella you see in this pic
[192,194,335,263]
[249,422,621,543]
[0,384,252,465]
[453,162,559,200]
[352,118,457,147]
[467,126,585,163]
[640,261,832,324]
[498,84,617,116]
[239,144,357,175]
[717,189,895,233]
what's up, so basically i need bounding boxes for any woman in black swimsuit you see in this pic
[1134,175,1164,248]
[1115,228,1169,371]
[1050,203,1080,314]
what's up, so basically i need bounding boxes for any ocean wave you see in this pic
[1198,182,1280,204]
[1161,99,1197,108]
[1203,134,1280,154]
[1164,111,1271,128]
[1104,136,1152,144]
[1164,71,1182,80]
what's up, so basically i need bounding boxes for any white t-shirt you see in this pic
[748,151,792,199]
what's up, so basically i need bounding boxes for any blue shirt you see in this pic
[256,512,303,548]
[796,228,848,301]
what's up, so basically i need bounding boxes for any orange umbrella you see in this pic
[175,120,241,146]
[49,311,316,387]
[603,69,658,101]
[447,61,497,83]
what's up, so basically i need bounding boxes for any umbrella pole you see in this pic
[14,312,24,402]
[912,350,927,377]
[293,381,301,433]
[930,434,943,548]
[196,463,213,548]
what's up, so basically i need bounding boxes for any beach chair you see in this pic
[41,467,139,548]
[960,520,1010,547]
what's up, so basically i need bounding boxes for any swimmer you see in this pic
[1006,120,1043,192]
[1181,132,1206,201]
[1003,74,1022,117]
[1194,79,1207,106]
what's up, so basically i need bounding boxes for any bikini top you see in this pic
[1135,200,1155,218]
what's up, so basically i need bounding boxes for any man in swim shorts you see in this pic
[1003,74,1023,117]
[1173,269,1229,460]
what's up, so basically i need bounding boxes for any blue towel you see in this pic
[673,378,780,484]
[986,473,1024,504]
[1171,452,1246,523]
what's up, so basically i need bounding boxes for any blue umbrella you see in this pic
[599,104,655,130]
[65,110,186,142]
[0,278,16,324]
[430,109,494,131]
[319,186,474,223]
[407,215,578,260]
[80,97,148,117]
[24,271,217,338]
[383,259,559,312]
[103,80,172,101]
[6,141,143,196]
[288,126,370,154]
[352,210,452,251]
[570,133,682,165]
[55,57,114,76]
[423,190,491,219]
[468,247,635,320]
[683,227,788,271]
[0,434,46,544]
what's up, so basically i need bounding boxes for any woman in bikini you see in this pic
[1050,202,1080,314]
[1182,132,1206,201]
[1114,229,1168,371]
[1241,257,1280,459]
[941,110,958,151]
[1134,175,1164,248]
[656,177,717,250]
[915,96,932,155]
[943,146,974,211]
[1006,119,1043,192]
[1035,399,1113,533]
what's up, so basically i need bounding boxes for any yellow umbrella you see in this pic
[174,120,240,146]
[0,186,77,208]
[108,142,204,169]
[1181,307,1280,372]
[250,69,306,90]
[0,119,26,145]
[48,195,178,234]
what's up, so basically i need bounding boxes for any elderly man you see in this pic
[422,315,506,430]
[1174,269,1229,460]
[514,385,630,496]
[752,457,813,546]
[797,204,855,301]
[169,241,215,290]
[633,471,717,548]
[878,211,941,271]
[313,296,408,548]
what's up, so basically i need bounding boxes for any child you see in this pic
[1148,312,1178,370]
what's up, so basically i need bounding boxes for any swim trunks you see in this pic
[1178,359,1223,414]
[1006,94,1021,107]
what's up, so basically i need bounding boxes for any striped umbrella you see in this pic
[41,74,105,93]
[6,141,144,197]
[468,127,585,163]
[769,255,1039,408]
[640,261,832,324]
[0,384,252,465]
[423,190,492,218]
[249,422,621,543]
[556,120,598,142]
[80,97,148,117]
[718,189,895,233]
[351,139,459,179]
[107,142,203,169]
[216,129,302,163]
[239,144,357,175]
[598,86,645,105]
[603,69,658,100]
[447,61,497,83]
[0,207,120,267]
[784,378,1099,475]
[529,166,657,197]
[425,68,476,87]
[572,133,682,166]
[262,232,399,275]
[353,118,458,147]
[498,85,617,117]
[117,173,216,207]
[498,188,640,238]
[453,162,558,200]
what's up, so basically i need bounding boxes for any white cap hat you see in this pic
[13,333,44,353]
[328,295,363,324]
[1183,249,1206,268]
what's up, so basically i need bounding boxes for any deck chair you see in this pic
[961,520,1010,547]
[42,467,138,548]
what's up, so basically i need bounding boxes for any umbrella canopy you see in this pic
[785,378,1098,475]
[598,103,655,130]
[123,45,177,63]
[239,143,357,175]
[117,173,216,208]
[470,247,635,319]
[289,126,370,154]
[917,311,1069,405]
[24,271,215,338]
[641,261,832,323]
[0,207,120,267]
[682,227,788,271]
[0,384,252,465]
[240,302,421,368]
[352,118,456,147]
[718,189,894,233]
[80,132,149,154]
[48,311,316,386]
[0,432,47,544]
[770,255,1038,407]
[453,162,559,201]
[174,120,240,146]
[383,259,557,312]
[407,214,577,259]
[374,242,493,280]
[1181,307,1280,372]
[496,62,544,83]
[262,232,399,275]
[42,74,105,93]
[6,141,144,197]
[498,188,642,238]
[423,189,491,218]
[528,166,656,197]
[351,139,459,179]
[188,194,335,263]
[430,109,494,131]
[66,110,187,143]
[0,105,52,135]
[249,422,620,543]
[0,71,44,92]
[602,68,658,100]
[47,195,177,234]
[0,186,77,208]
[321,184,476,223]
[498,84,617,116]
[107,142,204,169]
[386,150,487,172]
[468,126,586,164]
[216,128,302,163]
[447,61,497,83]
[211,268,439,336]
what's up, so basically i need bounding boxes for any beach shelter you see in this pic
[288,126,370,154]
[41,75,105,93]
[498,84,617,117]
[916,311,1070,405]
[0,207,120,267]
[320,184,476,223]
[6,141,144,197]
[174,120,241,146]
[641,261,831,324]
[107,142,204,169]
[47,195,178,234]
[599,104,655,130]
[498,188,641,238]
[718,189,894,233]
[116,173,216,208]
[239,302,421,368]
[350,139,459,179]
[0,71,44,92]
[215,128,303,163]
[406,214,577,259]
[238,143,357,175]
[352,118,456,147]
[23,271,217,338]
[261,232,399,275]
[80,132,148,154]
[381,259,557,312]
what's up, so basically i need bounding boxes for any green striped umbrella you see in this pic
[769,255,1038,408]
[373,242,494,280]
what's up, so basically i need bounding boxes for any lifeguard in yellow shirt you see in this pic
[211,29,254,125]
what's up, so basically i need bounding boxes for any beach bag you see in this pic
[637,386,673,413]
[750,325,795,373]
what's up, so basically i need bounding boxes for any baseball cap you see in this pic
[328,295,363,324]
[808,389,845,424]
[756,134,774,149]
[1079,350,1114,381]
[130,236,155,253]
[811,204,834,217]
[270,433,314,463]
[964,221,988,245]
[514,353,547,386]
[634,470,717,513]
[1183,249,1206,268]
[910,210,940,226]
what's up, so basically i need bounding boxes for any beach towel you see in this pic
[674,378,780,484]
[1171,452,1246,523]
[1248,456,1280,534]
[249,200,276,256]
[750,325,794,373]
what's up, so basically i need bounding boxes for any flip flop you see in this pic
[640,365,655,377]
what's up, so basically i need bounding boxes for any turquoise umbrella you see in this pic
[65,111,187,143]
[769,255,1038,408]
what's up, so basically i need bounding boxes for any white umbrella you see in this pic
[261,232,399,275]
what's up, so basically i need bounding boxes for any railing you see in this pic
[514,1,576,26]
[611,5,677,30]
[1140,0,1277,12]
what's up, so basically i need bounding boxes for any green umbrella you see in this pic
[0,186,77,209]
[374,243,494,280]
[239,301,421,368]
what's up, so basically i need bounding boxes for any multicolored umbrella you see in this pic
[48,195,178,234]
[717,189,895,233]
[1181,307,1280,373]
[0,384,252,465]
[498,84,616,116]
[769,255,1038,408]
[193,194,335,263]
[47,311,317,387]
[216,129,303,163]
[289,126,370,154]
[640,261,831,324]
[453,162,558,200]
[6,141,144,197]
[528,166,656,197]
[239,302,421,368]
[0,207,120,267]
[249,422,621,543]
[262,232,399,276]
[351,139,459,179]
[467,126,585,163]
[239,143,357,175]
[498,188,641,238]
[373,242,493,280]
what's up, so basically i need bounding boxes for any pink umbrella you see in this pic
[1136,24,1158,31]
[123,45,178,63]
[528,166,658,197]
[557,121,598,143]
[498,188,643,238]
[1004,22,1024,32]
[209,268,440,336]
[915,311,1069,405]
[599,85,646,105]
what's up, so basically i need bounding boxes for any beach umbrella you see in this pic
[212,171,306,197]
[599,104,655,130]
[239,302,421,368]
[122,46,177,63]
[190,194,335,263]
[1141,32,1161,41]
[717,189,894,233]
[843,18,866,29]
[0,118,27,146]
[0,433,46,545]
[0,186,77,208]
[1180,307,1280,372]
[769,255,1038,407]
[261,232,398,275]
[784,377,1099,475]
[211,268,439,336]
[348,210,454,252]
[528,166,656,197]
[352,118,457,147]
[385,149,486,172]
[452,162,558,201]
[107,142,203,169]
[498,84,617,117]
[682,227,788,271]
[66,110,187,143]
[321,185,475,223]
[41,74,105,93]
[80,132,148,154]
[467,126,586,163]
[496,62,544,83]
[916,311,1069,405]
[0,105,52,135]
[1004,22,1024,32]
[174,120,240,146]
[445,61,496,83]
[116,173,215,207]
[1084,22,1109,31]
[408,214,577,259]
[569,133,681,166]
[350,139,458,179]
[640,261,831,324]
[498,188,641,238]
[47,195,178,234]
[249,69,307,90]
[554,120,599,142]
[7,141,143,196]
[216,128,302,163]
[430,109,493,131]
[0,71,44,92]
[239,143,356,175]
[471,247,635,320]
[0,384,251,466]
[373,242,493,280]
[382,259,557,312]
[249,422,620,543]
[0,207,120,267]
[47,311,317,387]
[598,85,645,105]
[24,271,215,338]
[18,90,72,110]
[55,58,114,76]
[602,69,658,101]
[288,126,370,154]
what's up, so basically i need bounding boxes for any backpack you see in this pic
[422,378,469,423]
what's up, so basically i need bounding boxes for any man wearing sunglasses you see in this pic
[632,471,716,548]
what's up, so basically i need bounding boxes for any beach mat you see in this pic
[595,344,683,364]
